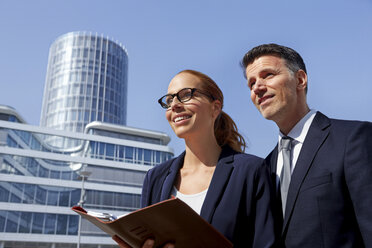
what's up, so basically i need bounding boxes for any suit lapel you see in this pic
[160,152,185,201]
[283,112,331,232]
[200,147,235,222]
[267,145,279,185]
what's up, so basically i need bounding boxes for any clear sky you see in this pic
[1,0,371,157]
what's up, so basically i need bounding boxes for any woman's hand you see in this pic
[112,235,175,248]
[112,235,131,248]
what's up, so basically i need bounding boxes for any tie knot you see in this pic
[280,136,292,151]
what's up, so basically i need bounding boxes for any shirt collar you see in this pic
[279,109,317,144]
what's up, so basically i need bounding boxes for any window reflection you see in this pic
[19,212,31,233]
[5,211,19,232]
[56,214,67,234]
[44,214,56,234]
[47,191,58,206]
[0,211,79,236]
[31,213,44,234]
[0,182,140,210]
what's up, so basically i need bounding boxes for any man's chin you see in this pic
[259,109,275,121]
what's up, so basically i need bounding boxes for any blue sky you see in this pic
[1,0,371,157]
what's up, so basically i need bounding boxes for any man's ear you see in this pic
[296,70,308,92]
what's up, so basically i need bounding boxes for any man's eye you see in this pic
[249,81,255,89]
[264,73,274,78]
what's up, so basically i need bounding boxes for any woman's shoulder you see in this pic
[148,157,176,174]
[219,146,264,169]
[146,152,184,179]
[234,152,263,162]
[230,151,267,173]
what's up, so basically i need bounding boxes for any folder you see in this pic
[72,198,232,248]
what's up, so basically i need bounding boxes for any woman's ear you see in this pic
[212,100,222,119]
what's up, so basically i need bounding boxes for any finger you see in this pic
[142,239,155,248]
[112,235,131,248]
[163,243,175,248]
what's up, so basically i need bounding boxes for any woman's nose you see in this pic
[170,97,182,110]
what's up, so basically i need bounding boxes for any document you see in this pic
[72,198,232,248]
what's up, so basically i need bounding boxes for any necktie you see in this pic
[280,136,293,215]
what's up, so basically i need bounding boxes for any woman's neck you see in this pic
[175,136,221,194]
[183,135,222,169]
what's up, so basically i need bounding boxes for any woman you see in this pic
[139,69,276,247]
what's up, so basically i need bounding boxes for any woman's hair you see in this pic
[177,69,246,152]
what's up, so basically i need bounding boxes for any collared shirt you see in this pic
[276,109,317,186]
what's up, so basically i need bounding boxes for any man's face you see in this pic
[245,55,301,124]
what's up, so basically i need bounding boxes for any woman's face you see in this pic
[165,73,221,140]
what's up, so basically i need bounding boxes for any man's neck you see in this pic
[278,107,310,135]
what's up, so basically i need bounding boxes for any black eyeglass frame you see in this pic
[157,88,215,109]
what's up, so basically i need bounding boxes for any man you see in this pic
[241,43,372,247]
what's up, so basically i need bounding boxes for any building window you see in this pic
[56,214,67,234]
[31,213,44,234]
[44,214,56,234]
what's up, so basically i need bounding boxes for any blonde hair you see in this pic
[178,70,246,152]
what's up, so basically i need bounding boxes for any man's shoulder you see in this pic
[310,111,372,135]
[264,147,277,165]
[314,112,372,127]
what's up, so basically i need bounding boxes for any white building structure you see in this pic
[0,105,173,248]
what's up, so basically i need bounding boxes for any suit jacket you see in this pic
[266,111,372,248]
[141,146,277,248]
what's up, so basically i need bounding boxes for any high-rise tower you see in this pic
[40,31,128,135]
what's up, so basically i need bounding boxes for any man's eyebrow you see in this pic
[247,68,270,78]
[246,75,254,83]
[260,67,276,73]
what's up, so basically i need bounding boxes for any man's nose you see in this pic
[253,79,266,93]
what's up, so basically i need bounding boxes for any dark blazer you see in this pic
[266,111,372,248]
[141,146,277,248]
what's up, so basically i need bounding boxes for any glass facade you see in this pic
[0,31,172,248]
[40,32,129,145]
[0,106,174,247]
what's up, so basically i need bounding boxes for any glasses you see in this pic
[158,88,215,109]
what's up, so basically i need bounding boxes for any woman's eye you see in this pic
[179,92,191,101]
[166,97,173,105]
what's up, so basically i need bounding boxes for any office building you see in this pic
[40,31,128,147]
[0,105,174,248]
[0,31,174,247]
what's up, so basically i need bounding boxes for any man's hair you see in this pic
[241,43,307,76]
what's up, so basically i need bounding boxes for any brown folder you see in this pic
[72,198,233,248]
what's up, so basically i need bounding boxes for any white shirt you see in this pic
[171,186,208,215]
[276,109,317,186]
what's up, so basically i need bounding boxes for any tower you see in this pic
[40,32,128,138]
